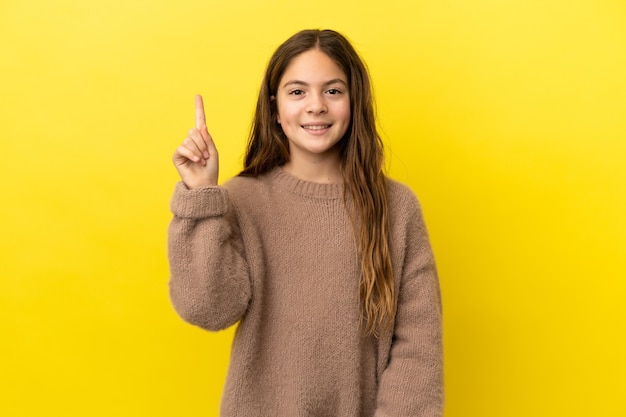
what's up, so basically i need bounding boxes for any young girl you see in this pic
[168,29,443,416]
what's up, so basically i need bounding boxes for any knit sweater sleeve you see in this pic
[167,182,251,331]
[375,192,444,416]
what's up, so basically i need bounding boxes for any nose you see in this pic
[306,93,327,115]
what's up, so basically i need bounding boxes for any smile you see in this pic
[302,124,331,130]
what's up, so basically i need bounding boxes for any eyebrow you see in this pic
[281,78,348,88]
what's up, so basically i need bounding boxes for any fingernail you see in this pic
[203,151,209,159]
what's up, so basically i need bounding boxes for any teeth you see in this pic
[303,125,330,130]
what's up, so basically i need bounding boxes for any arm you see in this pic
[168,95,250,331]
[168,182,251,331]
[375,194,444,416]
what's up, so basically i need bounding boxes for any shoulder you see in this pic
[220,170,282,215]
[384,177,432,242]
[385,177,423,217]
[223,174,261,194]
[224,169,280,193]
[221,174,267,209]
[385,178,435,265]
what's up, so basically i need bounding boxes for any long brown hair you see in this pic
[240,29,394,337]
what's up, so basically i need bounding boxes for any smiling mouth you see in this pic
[302,124,331,130]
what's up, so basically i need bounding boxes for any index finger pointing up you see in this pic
[195,94,206,129]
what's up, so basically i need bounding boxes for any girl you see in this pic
[168,29,443,416]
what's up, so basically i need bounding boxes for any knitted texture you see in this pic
[168,167,443,416]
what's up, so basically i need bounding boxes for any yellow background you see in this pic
[1,0,624,415]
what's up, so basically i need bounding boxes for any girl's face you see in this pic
[275,49,351,163]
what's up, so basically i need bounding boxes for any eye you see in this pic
[326,88,343,95]
[289,89,304,96]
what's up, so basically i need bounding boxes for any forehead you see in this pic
[279,49,347,85]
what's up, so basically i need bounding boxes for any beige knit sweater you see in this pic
[168,167,443,416]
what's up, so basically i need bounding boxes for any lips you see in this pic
[302,124,332,130]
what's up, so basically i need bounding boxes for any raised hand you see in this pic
[173,95,219,189]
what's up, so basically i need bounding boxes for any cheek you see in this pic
[276,101,292,125]
[339,104,351,126]
[338,107,351,136]
[337,98,351,120]
[277,104,299,126]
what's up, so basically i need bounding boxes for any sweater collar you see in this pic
[268,167,345,199]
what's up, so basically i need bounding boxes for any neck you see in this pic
[282,153,343,184]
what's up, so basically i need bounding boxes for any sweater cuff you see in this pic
[170,182,229,219]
